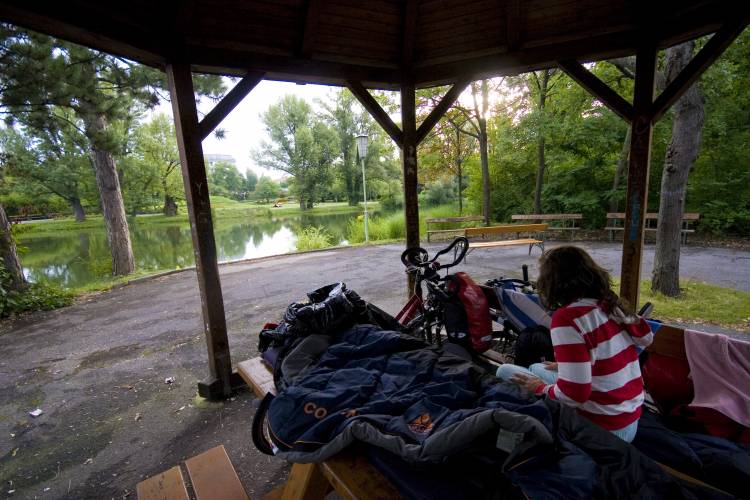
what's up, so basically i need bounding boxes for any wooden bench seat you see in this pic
[605,212,699,243]
[426,216,483,242]
[238,357,401,500]
[464,224,547,255]
[512,214,582,240]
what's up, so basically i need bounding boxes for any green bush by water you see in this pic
[295,226,332,251]
[0,258,73,318]
[346,205,475,243]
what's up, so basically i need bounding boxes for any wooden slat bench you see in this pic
[238,358,401,500]
[137,445,249,500]
[605,212,700,243]
[464,223,547,255]
[512,214,582,240]
[426,216,483,242]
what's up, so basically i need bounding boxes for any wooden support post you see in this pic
[167,62,233,399]
[401,81,419,294]
[619,44,656,309]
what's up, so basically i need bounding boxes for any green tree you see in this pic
[243,170,258,198]
[255,95,337,209]
[254,176,280,203]
[0,119,95,221]
[208,161,245,200]
[133,114,182,215]
[0,25,224,275]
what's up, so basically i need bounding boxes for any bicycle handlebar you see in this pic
[400,237,469,270]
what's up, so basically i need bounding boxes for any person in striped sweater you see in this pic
[496,246,653,442]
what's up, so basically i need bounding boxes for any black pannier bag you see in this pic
[513,325,555,368]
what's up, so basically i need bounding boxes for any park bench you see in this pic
[511,214,582,240]
[425,216,483,242]
[605,213,700,243]
[464,223,547,255]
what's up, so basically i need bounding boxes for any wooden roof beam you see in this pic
[415,78,471,144]
[198,72,265,141]
[347,80,403,147]
[506,0,521,50]
[401,0,419,69]
[299,0,323,58]
[651,17,749,122]
[558,59,634,123]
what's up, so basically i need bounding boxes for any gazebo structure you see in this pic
[1,0,747,399]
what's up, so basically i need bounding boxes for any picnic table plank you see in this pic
[185,445,249,500]
[136,466,189,500]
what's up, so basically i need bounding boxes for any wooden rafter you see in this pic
[415,78,471,145]
[198,72,264,140]
[558,59,634,123]
[651,18,748,122]
[401,0,419,68]
[299,0,323,58]
[506,0,521,50]
[346,80,403,147]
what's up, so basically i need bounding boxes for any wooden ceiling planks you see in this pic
[0,0,745,89]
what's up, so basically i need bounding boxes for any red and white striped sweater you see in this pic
[534,299,654,430]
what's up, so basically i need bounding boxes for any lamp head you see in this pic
[356,134,368,159]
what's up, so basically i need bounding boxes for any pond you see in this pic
[18,211,360,288]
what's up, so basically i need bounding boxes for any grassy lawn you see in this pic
[637,280,750,333]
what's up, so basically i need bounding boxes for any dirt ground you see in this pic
[1,241,749,499]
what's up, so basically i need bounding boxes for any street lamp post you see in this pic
[356,134,369,243]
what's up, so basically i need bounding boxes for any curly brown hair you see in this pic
[536,246,630,313]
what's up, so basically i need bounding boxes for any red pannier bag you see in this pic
[446,272,493,353]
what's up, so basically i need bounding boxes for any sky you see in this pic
[173,79,335,180]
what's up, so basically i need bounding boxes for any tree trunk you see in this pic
[533,70,551,215]
[163,195,178,216]
[69,197,86,222]
[344,147,357,206]
[457,159,463,215]
[0,203,26,291]
[610,126,632,213]
[299,197,306,210]
[478,126,490,225]
[85,114,135,276]
[533,134,546,214]
[652,42,704,297]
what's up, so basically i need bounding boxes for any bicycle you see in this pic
[393,237,527,353]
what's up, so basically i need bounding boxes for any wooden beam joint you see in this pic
[346,80,403,147]
[651,18,748,122]
[198,72,264,141]
[558,59,634,123]
[415,78,471,144]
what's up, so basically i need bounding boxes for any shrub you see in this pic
[346,213,406,243]
[295,226,332,251]
[0,258,73,318]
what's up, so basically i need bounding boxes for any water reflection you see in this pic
[19,212,356,288]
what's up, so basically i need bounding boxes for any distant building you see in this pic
[205,154,236,167]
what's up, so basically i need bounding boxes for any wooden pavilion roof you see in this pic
[0,0,746,88]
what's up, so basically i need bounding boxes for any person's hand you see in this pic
[542,361,558,371]
[511,373,545,393]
